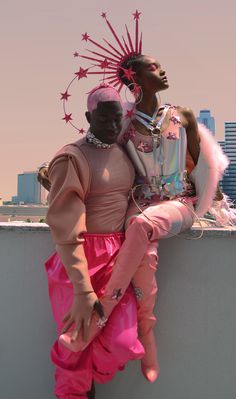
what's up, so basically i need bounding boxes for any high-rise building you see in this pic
[218,122,236,201]
[197,110,215,134]
[12,171,43,204]
[218,140,226,191]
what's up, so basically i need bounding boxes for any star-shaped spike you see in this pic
[79,128,85,134]
[60,90,71,101]
[133,10,141,20]
[82,32,90,42]
[73,51,79,57]
[101,12,107,18]
[122,66,136,81]
[75,67,88,79]
[62,113,73,123]
[125,109,134,119]
[99,59,110,69]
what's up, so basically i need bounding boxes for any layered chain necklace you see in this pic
[86,131,112,149]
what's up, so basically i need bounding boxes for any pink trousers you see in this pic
[45,233,144,399]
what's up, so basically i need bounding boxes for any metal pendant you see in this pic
[151,127,161,148]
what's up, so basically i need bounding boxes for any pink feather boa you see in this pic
[189,123,229,216]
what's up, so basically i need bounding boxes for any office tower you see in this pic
[13,171,42,204]
[219,122,236,201]
[197,110,215,134]
[218,140,226,190]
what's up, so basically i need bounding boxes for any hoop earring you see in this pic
[125,83,136,105]
[134,86,143,105]
[125,83,143,105]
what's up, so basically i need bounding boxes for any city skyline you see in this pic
[4,113,236,204]
[1,0,236,200]
[219,122,236,200]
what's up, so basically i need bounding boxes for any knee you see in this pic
[128,215,153,239]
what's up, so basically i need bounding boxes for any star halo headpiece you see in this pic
[61,10,143,133]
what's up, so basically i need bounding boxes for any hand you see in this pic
[37,166,51,191]
[61,292,104,342]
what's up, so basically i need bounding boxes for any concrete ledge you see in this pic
[0,226,236,399]
[1,221,236,237]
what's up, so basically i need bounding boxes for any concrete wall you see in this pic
[0,225,235,399]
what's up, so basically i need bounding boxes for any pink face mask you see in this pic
[87,84,122,113]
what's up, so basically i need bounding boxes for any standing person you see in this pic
[45,85,145,399]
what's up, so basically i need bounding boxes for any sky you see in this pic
[1,0,236,201]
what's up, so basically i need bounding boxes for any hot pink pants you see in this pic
[45,233,144,399]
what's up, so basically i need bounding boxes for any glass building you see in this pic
[197,110,215,135]
[13,171,42,204]
[218,122,236,201]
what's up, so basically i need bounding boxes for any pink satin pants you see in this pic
[45,233,144,399]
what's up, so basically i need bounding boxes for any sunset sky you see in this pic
[1,0,236,200]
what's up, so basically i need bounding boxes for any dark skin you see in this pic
[130,55,223,199]
[38,101,123,189]
[60,101,123,341]
[38,59,222,198]
[41,101,123,399]
[85,101,123,144]
[132,55,200,163]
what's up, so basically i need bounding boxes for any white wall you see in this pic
[0,226,235,399]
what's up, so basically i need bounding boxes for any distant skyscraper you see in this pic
[218,122,236,201]
[12,171,42,204]
[197,110,215,134]
[218,140,225,152]
[218,140,226,191]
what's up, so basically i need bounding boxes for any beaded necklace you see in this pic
[86,131,112,149]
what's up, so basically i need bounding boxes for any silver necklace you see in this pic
[86,131,112,149]
[135,105,170,147]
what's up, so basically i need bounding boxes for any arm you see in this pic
[46,153,101,341]
[179,107,200,165]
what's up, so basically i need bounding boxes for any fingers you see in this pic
[62,311,70,323]
[71,322,81,342]
[61,317,74,334]
[83,315,92,342]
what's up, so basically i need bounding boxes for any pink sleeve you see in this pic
[46,154,88,273]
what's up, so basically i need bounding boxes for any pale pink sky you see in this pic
[1,0,236,200]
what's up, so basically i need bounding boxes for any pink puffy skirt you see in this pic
[45,232,144,398]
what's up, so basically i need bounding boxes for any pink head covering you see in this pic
[87,84,122,113]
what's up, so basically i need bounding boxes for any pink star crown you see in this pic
[76,10,143,92]
[61,10,143,133]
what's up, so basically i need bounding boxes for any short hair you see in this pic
[87,84,121,112]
